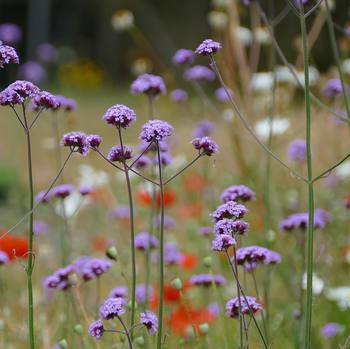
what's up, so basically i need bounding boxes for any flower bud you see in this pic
[199,323,209,335]
[57,339,68,349]
[203,256,212,268]
[171,277,183,291]
[106,246,118,261]
[73,324,83,335]
[135,336,145,347]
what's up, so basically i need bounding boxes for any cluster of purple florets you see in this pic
[0,41,19,68]
[0,251,9,265]
[135,232,159,250]
[43,265,74,291]
[220,185,256,203]
[191,136,219,156]
[61,131,90,155]
[287,139,307,163]
[131,73,166,96]
[235,246,281,272]
[107,145,133,163]
[280,208,331,232]
[0,80,39,105]
[323,79,350,99]
[102,104,136,128]
[189,274,226,287]
[139,119,174,142]
[226,296,262,318]
[195,39,222,56]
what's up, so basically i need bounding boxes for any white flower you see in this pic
[276,66,295,84]
[212,0,231,8]
[335,160,350,179]
[255,117,290,140]
[251,72,274,93]
[275,66,319,86]
[342,59,350,75]
[325,286,350,310]
[207,11,228,31]
[254,27,271,45]
[54,192,83,218]
[302,273,324,296]
[235,26,252,46]
[78,164,109,188]
[222,108,235,122]
[292,67,320,87]
[111,10,134,31]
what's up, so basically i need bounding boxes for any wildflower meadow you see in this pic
[1,0,350,348]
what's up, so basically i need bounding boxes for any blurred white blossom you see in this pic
[255,117,290,140]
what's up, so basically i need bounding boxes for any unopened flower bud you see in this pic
[171,277,183,291]
[135,336,145,347]
[199,323,209,334]
[73,324,83,335]
[57,339,68,349]
[203,256,212,268]
[106,246,118,261]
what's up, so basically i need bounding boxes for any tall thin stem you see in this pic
[117,127,136,338]
[300,10,315,349]
[117,316,133,349]
[23,104,36,349]
[156,141,165,349]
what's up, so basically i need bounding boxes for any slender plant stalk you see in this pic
[117,316,133,349]
[300,10,315,349]
[22,105,36,349]
[117,127,136,338]
[156,141,165,349]
[324,0,350,122]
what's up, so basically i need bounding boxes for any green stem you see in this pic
[300,11,315,349]
[156,141,165,349]
[23,104,36,349]
[117,316,133,349]
[117,127,136,338]
[324,0,350,123]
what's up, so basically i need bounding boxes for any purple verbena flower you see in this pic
[189,274,226,287]
[211,234,236,251]
[79,258,112,281]
[107,145,133,162]
[139,140,169,153]
[43,265,74,291]
[153,151,173,166]
[36,43,58,63]
[79,185,93,196]
[214,219,249,236]
[155,215,176,230]
[136,284,154,304]
[320,323,341,339]
[170,89,188,103]
[192,120,215,138]
[61,131,89,155]
[140,119,174,142]
[33,220,49,235]
[140,311,158,335]
[131,74,166,96]
[32,91,60,110]
[88,319,104,340]
[18,61,47,85]
[215,87,234,103]
[220,185,256,203]
[51,184,75,199]
[226,296,262,318]
[109,286,128,299]
[0,251,9,265]
[172,49,195,65]
[56,95,77,111]
[191,137,219,156]
[87,134,102,149]
[323,79,350,99]
[287,139,307,162]
[109,206,130,220]
[164,243,182,265]
[198,226,212,237]
[135,155,152,170]
[0,80,40,106]
[135,232,159,251]
[0,43,19,68]
[100,297,126,320]
[102,104,136,128]
[195,39,222,56]
[211,201,248,223]
[0,23,21,45]
[184,65,215,82]
[35,190,51,203]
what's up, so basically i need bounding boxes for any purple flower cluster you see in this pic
[136,284,154,304]
[235,246,281,272]
[36,43,58,63]
[131,73,166,96]
[287,139,307,162]
[0,80,40,106]
[51,184,75,199]
[220,185,255,203]
[75,257,112,282]
[87,134,102,149]
[192,120,215,138]
[102,104,136,128]
[320,323,341,339]
[31,91,60,111]
[170,89,188,103]
[191,137,219,156]
[140,311,158,335]
[43,265,74,291]
[56,95,77,111]
[33,220,49,235]
[139,119,174,142]
[214,219,249,236]
[18,61,47,85]
[164,242,182,265]
[109,286,128,299]
[135,155,152,170]
[195,39,222,56]
[189,274,226,287]
[226,296,262,318]
[135,232,159,251]
[0,251,9,265]
[184,65,215,82]
[212,234,236,251]
[211,201,248,223]
[107,145,133,162]
[280,208,331,232]
[100,297,126,320]
[215,87,234,103]
[88,319,104,340]
[0,23,22,45]
[323,79,350,99]
[61,131,90,155]
[0,42,19,68]
[172,49,195,65]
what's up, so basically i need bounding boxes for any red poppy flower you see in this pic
[92,236,108,252]
[0,233,29,261]
[184,173,206,193]
[137,189,176,208]
[180,253,199,272]
[167,305,215,337]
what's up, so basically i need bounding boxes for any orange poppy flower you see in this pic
[0,233,29,261]
[167,305,215,337]
[137,189,176,208]
[180,253,199,272]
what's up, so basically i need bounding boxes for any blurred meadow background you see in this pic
[1,0,350,349]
